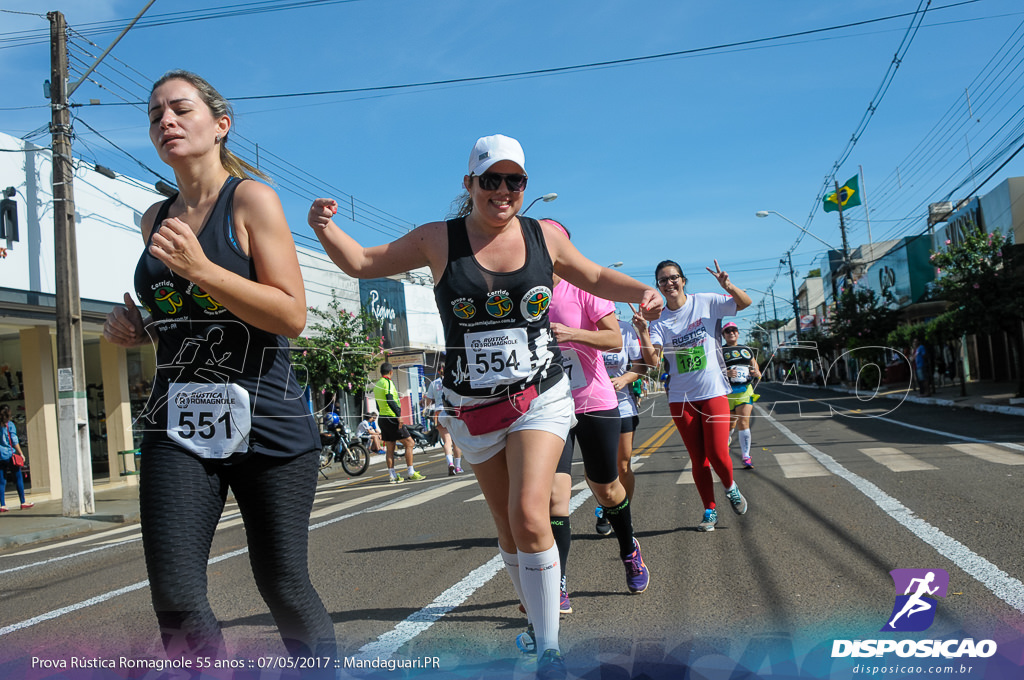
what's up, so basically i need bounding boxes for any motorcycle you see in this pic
[407,421,439,452]
[319,413,371,477]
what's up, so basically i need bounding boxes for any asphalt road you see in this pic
[1,386,1022,679]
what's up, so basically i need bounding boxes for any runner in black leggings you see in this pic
[104,71,333,662]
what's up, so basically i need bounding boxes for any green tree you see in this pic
[930,229,1024,397]
[828,284,901,389]
[293,293,384,399]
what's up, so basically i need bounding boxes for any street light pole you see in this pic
[520,192,558,215]
[756,209,852,287]
[783,251,801,340]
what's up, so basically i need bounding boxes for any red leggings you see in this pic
[670,396,733,510]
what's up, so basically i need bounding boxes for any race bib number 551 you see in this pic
[465,328,531,389]
[167,383,251,459]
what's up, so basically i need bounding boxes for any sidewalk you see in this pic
[0,480,141,550]
[2,382,1021,554]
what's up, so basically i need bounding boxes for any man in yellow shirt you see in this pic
[373,362,423,483]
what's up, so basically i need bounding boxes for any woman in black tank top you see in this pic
[103,71,333,663]
[308,134,663,673]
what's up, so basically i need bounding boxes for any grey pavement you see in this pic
[1,379,1020,553]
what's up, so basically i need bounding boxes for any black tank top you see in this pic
[434,216,563,398]
[722,344,756,387]
[133,177,319,459]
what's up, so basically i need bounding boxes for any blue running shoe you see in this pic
[515,624,536,655]
[698,508,718,532]
[536,649,567,680]
[726,484,748,515]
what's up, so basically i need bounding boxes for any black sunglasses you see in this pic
[474,172,528,193]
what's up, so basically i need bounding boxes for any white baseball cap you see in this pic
[468,134,526,176]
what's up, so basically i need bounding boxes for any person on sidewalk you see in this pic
[423,361,463,475]
[0,405,33,512]
[356,413,386,455]
[102,70,334,664]
[373,362,424,483]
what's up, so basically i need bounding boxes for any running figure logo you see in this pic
[882,568,949,632]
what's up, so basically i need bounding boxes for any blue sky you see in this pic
[4,0,1024,333]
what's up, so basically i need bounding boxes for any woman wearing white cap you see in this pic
[637,259,752,532]
[308,134,662,677]
[722,321,761,469]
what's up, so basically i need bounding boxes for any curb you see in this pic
[0,509,141,550]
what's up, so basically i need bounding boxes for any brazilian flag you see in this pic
[823,175,862,213]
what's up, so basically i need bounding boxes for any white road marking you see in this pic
[758,405,1024,615]
[861,447,937,472]
[0,483,449,637]
[770,386,1024,452]
[947,443,1024,465]
[357,486,595,659]
[675,459,694,484]
[370,479,478,511]
[774,451,831,478]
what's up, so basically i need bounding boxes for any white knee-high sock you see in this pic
[499,546,527,622]
[519,546,560,653]
[739,428,751,457]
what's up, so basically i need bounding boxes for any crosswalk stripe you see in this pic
[774,452,831,478]
[861,447,938,472]
[371,478,479,511]
[948,443,1024,465]
[675,459,694,485]
[311,487,405,519]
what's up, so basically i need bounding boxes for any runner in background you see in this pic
[600,310,650,534]
[638,259,752,532]
[423,360,463,475]
[721,321,761,469]
[544,219,651,615]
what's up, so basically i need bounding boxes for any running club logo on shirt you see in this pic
[724,348,752,362]
[151,281,184,315]
[485,291,514,319]
[520,286,551,321]
[189,284,226,315]
[882,568,948,632]
[451,298,476,320]
[669,320,707,348]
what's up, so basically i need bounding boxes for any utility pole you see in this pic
[835,179,853,287]
[50,11,94,516]
[784,252,800,341]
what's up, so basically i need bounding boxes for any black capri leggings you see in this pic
[556,408,621,483]
[139,444,335,660]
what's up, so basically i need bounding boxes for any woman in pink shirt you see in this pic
[543,220,650,616]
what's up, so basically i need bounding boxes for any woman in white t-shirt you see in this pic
[637,259,753,532]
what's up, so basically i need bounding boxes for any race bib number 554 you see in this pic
[465,328,531,389]
[167,383,251,459]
